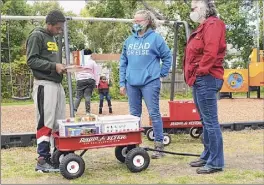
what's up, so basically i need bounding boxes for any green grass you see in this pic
[1,130,263,184]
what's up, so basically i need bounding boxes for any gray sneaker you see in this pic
[35,157,59,173]
[151,141,165,159]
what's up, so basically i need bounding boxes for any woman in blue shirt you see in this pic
[119,10,172,159]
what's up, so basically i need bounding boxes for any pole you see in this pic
[1,15,186,25]
[263,0,264,50]
[58,33,63,64]
[170,22,179,101]
[261,0,264,99]
[257,0,260,62]
[63,20,74,117]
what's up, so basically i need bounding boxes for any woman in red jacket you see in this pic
[184,0,226,174]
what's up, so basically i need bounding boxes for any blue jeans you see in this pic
[99,92,112,108]
[126,78,163,142]
[192,74,224,169]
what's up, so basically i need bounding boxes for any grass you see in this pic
[1,130,263,184]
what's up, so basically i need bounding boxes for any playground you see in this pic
[1,0,264,184]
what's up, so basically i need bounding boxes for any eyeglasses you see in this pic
[133,19,145,24]
[191,7,198,11]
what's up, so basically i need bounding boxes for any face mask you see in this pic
[132,24,143,32]
[190,11,201,23]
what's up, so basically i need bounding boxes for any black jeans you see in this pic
[74,79,95,113]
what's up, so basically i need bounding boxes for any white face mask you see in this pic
[190,11,202,23]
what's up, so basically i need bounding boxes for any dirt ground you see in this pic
[1,98,264,133]
[1,99,264,184]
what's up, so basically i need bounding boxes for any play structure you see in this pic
[220,48,264,99]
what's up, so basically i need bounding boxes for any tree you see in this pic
[29,1,86,51]
[1,0,32,62]
[82,0,132,53]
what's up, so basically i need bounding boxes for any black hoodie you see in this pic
[26,27,63,83]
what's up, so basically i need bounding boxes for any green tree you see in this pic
[29,1,86,51]
[105,0,125,18]
[1,0,32,62]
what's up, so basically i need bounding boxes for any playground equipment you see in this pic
[220,48,264,98]
[4,20,32,100]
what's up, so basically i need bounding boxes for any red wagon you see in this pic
[146,100,203,145]
[52,128,150,179]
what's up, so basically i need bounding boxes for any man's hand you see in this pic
[120,87,126,96]
[56,63,66,74]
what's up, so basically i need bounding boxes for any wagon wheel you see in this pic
[125,147,150,173]
[51,150,72,168]
[146,128,154,141]
[163,133,171,146]
[115,145,136,163]
[59,153,85,180]
[190,127,202,138]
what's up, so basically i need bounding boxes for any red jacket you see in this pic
[98,80,109,89]
[183,16,226,86]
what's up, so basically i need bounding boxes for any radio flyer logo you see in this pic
[79,135,127,144]
[170,121,201,126]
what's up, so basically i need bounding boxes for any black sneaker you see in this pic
[109,107,112,114]
[189,158,206,167]
[35,157,59,173]
[99,108,102,114]
[196,166,223,174]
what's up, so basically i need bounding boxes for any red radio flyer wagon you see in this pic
[52,128,150,179]
[146,100,203,145]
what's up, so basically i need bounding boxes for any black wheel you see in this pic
[200,133,204,144]
[190,127,202,138]
[146,128,154,141]
[125,147,150,173]
[115,145,136,163]
[163,133,171,146]
[51,150,71,168]
[59,153,85,180]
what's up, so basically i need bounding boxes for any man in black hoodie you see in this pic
[26,10,66,173]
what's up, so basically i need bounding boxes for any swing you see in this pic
[6,21,32,100]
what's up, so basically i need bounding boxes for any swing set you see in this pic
[5,20,32,100]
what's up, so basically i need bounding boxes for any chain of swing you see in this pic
[5,20,32,100]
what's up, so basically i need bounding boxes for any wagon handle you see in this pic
[143,147,200,157]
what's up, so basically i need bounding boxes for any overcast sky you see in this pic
[27,0,86,15]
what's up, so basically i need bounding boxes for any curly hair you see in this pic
[205,0,218,18]
[46,10,66,25]
[134,10,157,30]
